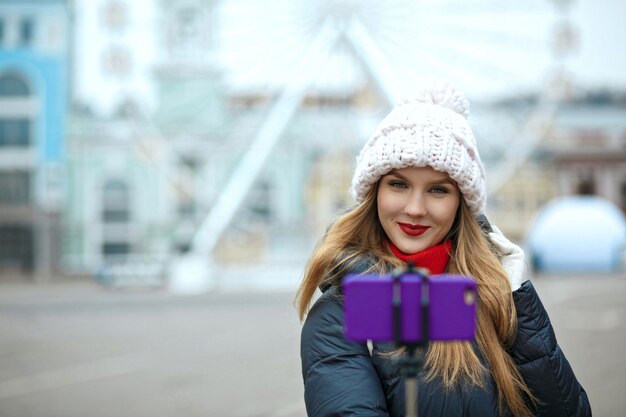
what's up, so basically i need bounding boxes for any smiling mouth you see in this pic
[397,222,429,237]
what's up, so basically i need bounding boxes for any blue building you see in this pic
[0,0,69,280]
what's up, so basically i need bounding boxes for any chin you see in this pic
[397,241,427,254]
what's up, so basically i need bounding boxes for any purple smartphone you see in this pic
[343,273,477,343]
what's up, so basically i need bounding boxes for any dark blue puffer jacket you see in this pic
[301,280,591,417]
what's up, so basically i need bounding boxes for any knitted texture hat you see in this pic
[350,79,486,215]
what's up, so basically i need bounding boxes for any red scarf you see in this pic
[388,240,452,275]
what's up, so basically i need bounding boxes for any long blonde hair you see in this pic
[296,184,536,417]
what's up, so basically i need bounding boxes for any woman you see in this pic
[296,80,591,417]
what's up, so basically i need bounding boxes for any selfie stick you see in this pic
[393,262,429,417]
[344,263,477,417]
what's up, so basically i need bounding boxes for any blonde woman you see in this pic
[297,80,591,417]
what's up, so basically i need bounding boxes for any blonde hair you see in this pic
[296,185,536,417]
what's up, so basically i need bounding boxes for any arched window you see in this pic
[0,73,30,96]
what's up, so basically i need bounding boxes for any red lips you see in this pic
[397,222,429,237]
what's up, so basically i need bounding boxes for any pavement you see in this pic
[0,273,624,417]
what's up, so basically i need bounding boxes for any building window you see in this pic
[0,74,32,148]
[249,180,272,220]
[576,178,595,195]
[170,6,206,60]
[177,199,196,218]
[0,18,5,45]
[176,8,201,47]
[102,179,130,222]
[0,73,30,96]
[0,225,34,270]
[19,17,34,46]
[102,242,130,257]
[0,119,31,147]
[0,171,31,204]
[176,156,198,218]
[102,179,131,259]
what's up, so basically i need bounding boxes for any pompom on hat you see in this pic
[350,79,486,216]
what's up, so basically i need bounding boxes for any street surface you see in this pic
[0,273,624,417]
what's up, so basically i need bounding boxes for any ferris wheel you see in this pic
[219,0,561,96]
[168,0,575,289]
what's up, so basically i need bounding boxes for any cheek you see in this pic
[377,190,400,219]
[433,199,460,227]
[377,201,389,226]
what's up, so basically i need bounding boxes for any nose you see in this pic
[404,193,427,217]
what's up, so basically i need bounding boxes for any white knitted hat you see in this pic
[350,79,486,215]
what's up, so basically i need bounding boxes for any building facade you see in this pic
[487,93,626,242]
[548,97,626,213]
[17,0,625,285]
[0,0,69,281]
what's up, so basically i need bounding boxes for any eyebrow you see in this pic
[386,169,456,185]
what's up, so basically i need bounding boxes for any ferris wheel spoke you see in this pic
[415,0,550,16]
[425,23,548,51]
[189,19,343,255]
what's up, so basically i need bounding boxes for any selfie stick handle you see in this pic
[403,343,422,417]
[395,263,430,417]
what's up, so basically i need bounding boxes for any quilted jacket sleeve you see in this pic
[509,280,592,417]
[301,287,390,417]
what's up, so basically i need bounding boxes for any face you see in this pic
[377,166,460,254]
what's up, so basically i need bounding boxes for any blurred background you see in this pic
[0,0,625,416]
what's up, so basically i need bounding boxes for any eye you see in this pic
[430,186,449,194]
[388,180,408,189]
[385,178,408,188]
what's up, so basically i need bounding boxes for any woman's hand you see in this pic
[488,225,527,291]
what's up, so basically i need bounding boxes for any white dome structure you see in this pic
[527,196,626,273]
